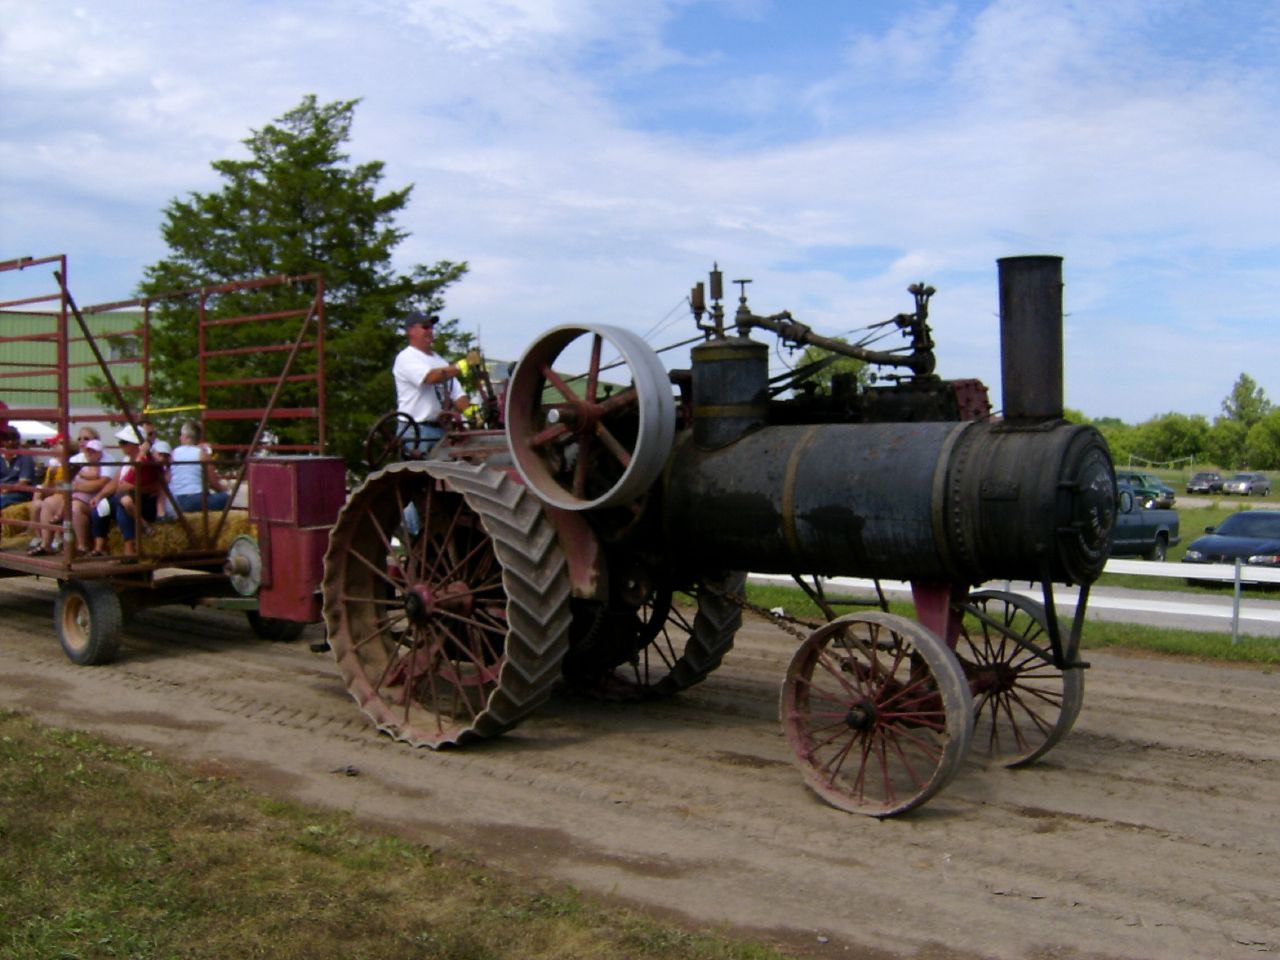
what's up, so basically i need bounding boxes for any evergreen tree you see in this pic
[139,95,468,466]
[1221,373,1271,428]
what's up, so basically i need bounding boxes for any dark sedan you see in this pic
[1186,471,1223,494]
[1181,510,1280,584]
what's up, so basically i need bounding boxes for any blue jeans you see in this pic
[175,491,231,513]
[114,493,157,542]
[0,491,31,510]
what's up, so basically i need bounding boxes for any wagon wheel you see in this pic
[780,611,973,817]
[363,411,422,469]
[55,580,124,666]
[620,570,746,695]
[505,323,675,511]
[955,589,1084,767]
[322,460,572,747]
[246,610,306,643]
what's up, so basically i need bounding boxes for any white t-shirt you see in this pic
[170,444,206,497]
[393,345,465,423]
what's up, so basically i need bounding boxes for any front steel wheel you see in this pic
[781,612,973,817]
[956,590,1084,767]
[322,460,572,747]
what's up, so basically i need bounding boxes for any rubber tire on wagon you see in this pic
[55,579,124,665]
[246,610,306,642]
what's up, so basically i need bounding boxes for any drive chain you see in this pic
[704,580,824,643]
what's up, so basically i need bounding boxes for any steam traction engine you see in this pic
[321,255,1117,817]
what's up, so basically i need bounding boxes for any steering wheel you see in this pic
[363,412,422,469]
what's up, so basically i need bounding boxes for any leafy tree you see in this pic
[1094,419,1137,466]
[1221,373,1271,428]
[1244,410,1280,469]
[789,342,868,397]
[138,95,468,466]
[1131,413,1209,464]
[1206,417,1248,470]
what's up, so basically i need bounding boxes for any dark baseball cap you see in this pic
[405,311,439,329]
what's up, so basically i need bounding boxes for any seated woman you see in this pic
[110,425,164,557]
[27,436,72,556]
[70,439,111,557]
[170,420,230,512]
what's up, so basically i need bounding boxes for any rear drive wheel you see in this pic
[323,460,572,747]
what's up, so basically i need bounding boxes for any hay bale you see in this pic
[104,508,257,557]
[1,501,33,546]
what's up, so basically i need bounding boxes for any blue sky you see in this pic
[2,0,1278,422]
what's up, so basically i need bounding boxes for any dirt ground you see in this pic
[1,576,1276,960]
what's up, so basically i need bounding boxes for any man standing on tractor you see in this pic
[392,311,471,452]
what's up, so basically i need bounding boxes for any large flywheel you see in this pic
[505,323,675,511]
[322,460,572,747]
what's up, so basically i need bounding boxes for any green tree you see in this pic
[1244,410,1280,469]
[1206,417,1248,470]
[1093,419,1136,466]
[1221,372,1271,428]
[1131,412,1209,464]
[789,342,867,398]
[138,95,468,466]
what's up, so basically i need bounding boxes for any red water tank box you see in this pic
[248,456,346,526]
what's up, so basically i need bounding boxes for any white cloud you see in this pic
[1,0,1277,420]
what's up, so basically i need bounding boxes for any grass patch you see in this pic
[0,712,795,960]
[744,582,1279,666]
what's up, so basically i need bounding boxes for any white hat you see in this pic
[115,425,144,444]
[151,439,172,455]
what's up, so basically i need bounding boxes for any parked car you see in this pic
[1181,510,1280,585]
[1115,471,1176,509]
[1110,483,1180,561]
[1221,472,1272,497]
[1185,471,1223,494]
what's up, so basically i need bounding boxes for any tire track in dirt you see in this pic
[1,579,1277,959]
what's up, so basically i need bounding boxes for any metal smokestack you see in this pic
[998,255,1064,423]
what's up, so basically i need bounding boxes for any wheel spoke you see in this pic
[323,462,571,748]
[781,611,972,817]
[505,324,674,510]
[957,590,1083,767]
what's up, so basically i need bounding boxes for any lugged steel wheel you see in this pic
[505,323,675,511]
[956,589,1084,767]
[620,571,746,695]
[781,611,973,817]
[322,460,572,747]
